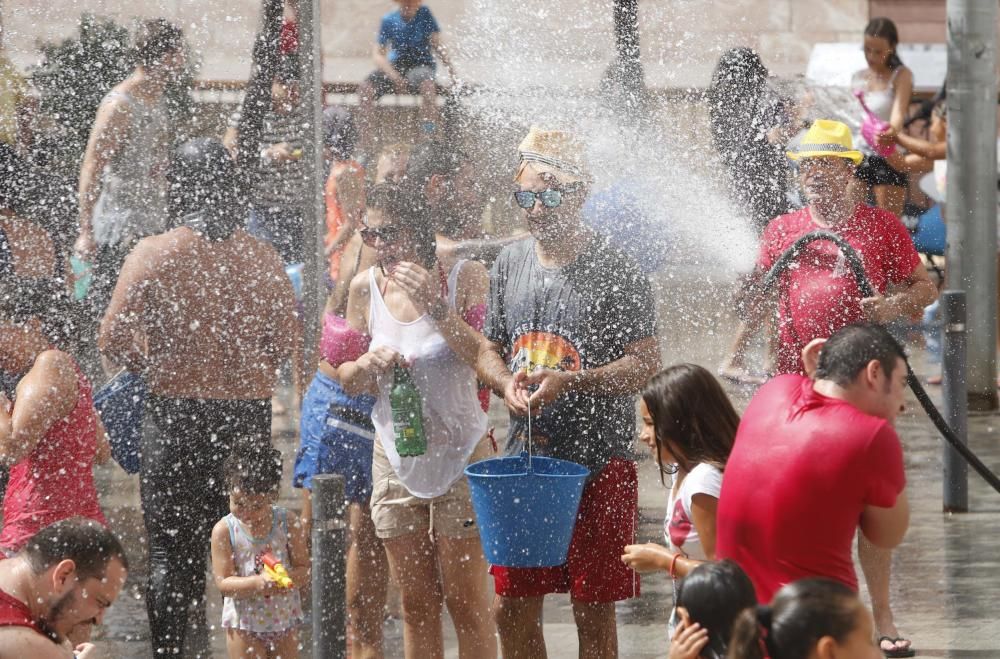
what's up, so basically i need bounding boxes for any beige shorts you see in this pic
[370,435,493,541]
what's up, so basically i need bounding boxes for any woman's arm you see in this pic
[0,351,79,466]
[93,413,112,466]
[889,67,914,131]
[285,510,310,590]
[338,271,401,396]
[210,519,276,599]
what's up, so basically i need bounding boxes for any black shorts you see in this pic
[855,154,908,188]
[364,65,436,99]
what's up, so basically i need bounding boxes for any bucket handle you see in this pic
[526,386,534,473]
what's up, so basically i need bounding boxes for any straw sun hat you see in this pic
[515,126,593,185]
[786,119,864,165]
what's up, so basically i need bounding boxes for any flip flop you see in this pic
[879,636,916,658]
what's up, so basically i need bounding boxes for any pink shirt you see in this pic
[1,359,107,552]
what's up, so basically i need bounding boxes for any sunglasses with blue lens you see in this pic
[512,184,582,210]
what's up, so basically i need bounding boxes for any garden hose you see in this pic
[761,230,1000,495]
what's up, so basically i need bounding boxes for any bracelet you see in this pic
[669,552,681,579]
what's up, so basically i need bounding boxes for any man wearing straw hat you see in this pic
[478,127,660,657]
[738,118,936,658]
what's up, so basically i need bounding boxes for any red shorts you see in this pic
[490,457,639,603]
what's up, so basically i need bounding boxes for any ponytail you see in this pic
[726,605,771,659]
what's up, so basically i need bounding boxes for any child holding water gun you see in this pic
[211,445,308,658]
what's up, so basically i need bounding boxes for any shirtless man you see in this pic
[0,518,128,658]
[98,138,301,657]
[75,19,186,317]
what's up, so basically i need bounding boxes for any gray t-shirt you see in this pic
[484,236,657,475]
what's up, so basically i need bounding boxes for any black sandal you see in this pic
[879,636,916,658]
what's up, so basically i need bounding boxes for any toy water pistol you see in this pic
[261,551,294,589]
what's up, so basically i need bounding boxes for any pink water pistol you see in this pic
[855,89,896,157]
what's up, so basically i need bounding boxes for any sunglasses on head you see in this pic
[512,184,582,210]
[360,224,403,247]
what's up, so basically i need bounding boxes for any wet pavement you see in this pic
[89,267,1000,658]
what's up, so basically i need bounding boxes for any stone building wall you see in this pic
[3,0,876,88]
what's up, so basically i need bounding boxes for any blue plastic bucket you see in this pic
[464,453,589,568]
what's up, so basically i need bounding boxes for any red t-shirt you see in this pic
[0,359,107,552]
[715,374,906,603]
[0,588,41,634]
[758,204,921,374]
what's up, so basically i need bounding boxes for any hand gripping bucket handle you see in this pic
[464,388,590,567]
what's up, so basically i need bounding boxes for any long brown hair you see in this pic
[641,364,740,477]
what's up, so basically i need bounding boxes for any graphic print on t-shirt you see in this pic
[510,330,582,374]
[668,498,693,549]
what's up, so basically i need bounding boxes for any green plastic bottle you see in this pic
[390,364,427,457]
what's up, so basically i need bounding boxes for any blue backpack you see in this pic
[93,370,146,474]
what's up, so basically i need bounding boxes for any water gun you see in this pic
[261,551,294,589]
[855,89,897,157]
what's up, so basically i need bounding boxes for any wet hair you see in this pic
[167,138,244,241]
[404,140,471,236]
[865,17,903,70]
[641,364,740,479]
[676,560,757,659]
[708,48,770,158]
[224,445,283,495]
[367,182,437,266]
[814,323,906,387]
[132,19,184,69]
[727,578,863,659]
[323,106,357,160]
[22,517,129,581]
[0,276,82,349]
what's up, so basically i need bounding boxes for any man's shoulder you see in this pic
[854,204,905,231]
[0,626,61,657]
[494,237,534,269]
[764,206,810,235]
[580,235,650,286]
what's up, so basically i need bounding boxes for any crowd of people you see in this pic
[0,3,949,658]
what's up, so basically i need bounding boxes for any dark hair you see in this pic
[224,445,283,495]
[641,364,740,479]
[814,323,907,387]
[22,517,128,581]
[167,138,244,240]
[132,19,184,69]
[727,578,863,659]
[323,106,357,160]
[676,560,757,659]
[367,182,437,266]
[404,140,470,237]
[0,276,82,349]
[708,48,769,157]
[865,17,903,69]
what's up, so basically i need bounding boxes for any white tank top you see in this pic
[852,67,901,122]
[368,261,487,498]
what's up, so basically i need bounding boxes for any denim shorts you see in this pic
[293,371,376,504]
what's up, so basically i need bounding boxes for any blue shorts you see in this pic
[294,372,376,504]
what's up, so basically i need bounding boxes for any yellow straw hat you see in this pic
[515,126,592,185]
[786,119,863,165]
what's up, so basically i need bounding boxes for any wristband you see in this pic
[669,552,681,579]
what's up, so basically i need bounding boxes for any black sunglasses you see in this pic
[360,225,403,247]
[513,185,582,210]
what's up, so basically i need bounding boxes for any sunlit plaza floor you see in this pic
[90,269,1000,658]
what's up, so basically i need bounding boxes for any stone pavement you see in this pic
[90,270,1000,657]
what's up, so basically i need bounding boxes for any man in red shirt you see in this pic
[756,119,937,374]
[0,517,128,657]
[717,323,910,598]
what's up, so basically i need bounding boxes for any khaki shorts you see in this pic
[370,435,493,540]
